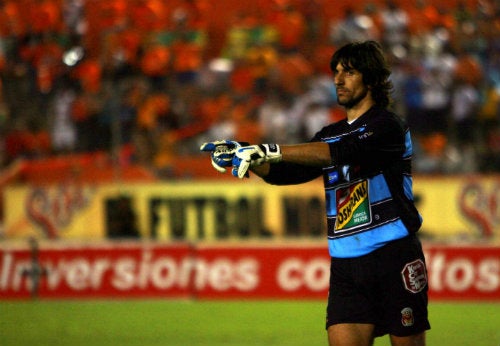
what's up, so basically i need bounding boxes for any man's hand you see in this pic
[200,140,248,173]
[232,144,281,179]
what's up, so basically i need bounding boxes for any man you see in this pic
[200,41,430,346]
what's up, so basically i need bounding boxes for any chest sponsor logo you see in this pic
[334,180,371,232]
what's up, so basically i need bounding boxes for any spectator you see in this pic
[23,118,51,159]
[139,42,171,89]
[420,55,454,135]
[270,3,306,54]
[222,11,254,60]
[477,81,500,171]
[49,83,77,154]
[449,79,480,172]
[0,0,498,178]
[257,90,290,144]
[70,88,103,152]
[401,61,425,137]
[378,0,409,51]
[4,118,30,164]
[330,6,379,47]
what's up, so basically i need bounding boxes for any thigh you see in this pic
[328,323,375,346]
[389,331,426,346]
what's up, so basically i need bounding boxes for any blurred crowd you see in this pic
[0,0,499,178]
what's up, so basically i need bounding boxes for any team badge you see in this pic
[401,259,427,293]
[401,307,414,327]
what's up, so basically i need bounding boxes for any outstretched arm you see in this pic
[249,142,332,178]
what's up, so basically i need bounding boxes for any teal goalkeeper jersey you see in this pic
[263,106,422,258]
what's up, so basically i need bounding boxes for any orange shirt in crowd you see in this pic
[72,59,103,93]
[137,93,171,130]
[232,100,263,144]
[0,1,27,37]
[140,44,171,77]
[171,39,203,74]
[454,54,483,86]
[22,129,52,157]
[5,123,51,160]
[103,28,144,68]
[276,54,313,94]
[130,0,170,32]
[230,62,255,96]
[271,5,306,51]
[28,0,63,35]
[406,3,436,35]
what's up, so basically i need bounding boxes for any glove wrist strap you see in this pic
[260,144,282,163]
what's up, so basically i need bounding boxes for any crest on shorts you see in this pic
[401,259,427,293]
[401,307,414,327]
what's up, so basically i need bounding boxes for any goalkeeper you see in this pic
[200,40,430,346]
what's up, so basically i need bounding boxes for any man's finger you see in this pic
[200,142,216,151]
[211,159,226,173]
[238,160,251,179]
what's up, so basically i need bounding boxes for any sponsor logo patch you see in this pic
[401,307,414,327]
[334,180,371,232]
[328,171,339,184]
[401,259,427,293]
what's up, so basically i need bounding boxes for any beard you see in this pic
[336,87,369,109]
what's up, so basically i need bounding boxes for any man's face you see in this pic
[332,63,370,109]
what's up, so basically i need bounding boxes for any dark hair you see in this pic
[330,41,393,108]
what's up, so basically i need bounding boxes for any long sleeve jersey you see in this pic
[263,106,422,258]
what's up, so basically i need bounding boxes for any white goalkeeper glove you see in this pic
[200,140,249,173]
[232,144,282,179]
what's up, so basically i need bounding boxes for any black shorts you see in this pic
[325,234,431,337]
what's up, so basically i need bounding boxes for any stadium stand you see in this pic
[0,0,498,186]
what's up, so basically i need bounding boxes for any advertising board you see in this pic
[1,242,498,301]
[4,176,500,241]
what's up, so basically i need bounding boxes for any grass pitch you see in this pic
[1,300,499,346]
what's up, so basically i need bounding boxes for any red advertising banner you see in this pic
[0,242,194,299]
[424,245,500,301]
[1,242,499,300]
[194,244,329,300]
